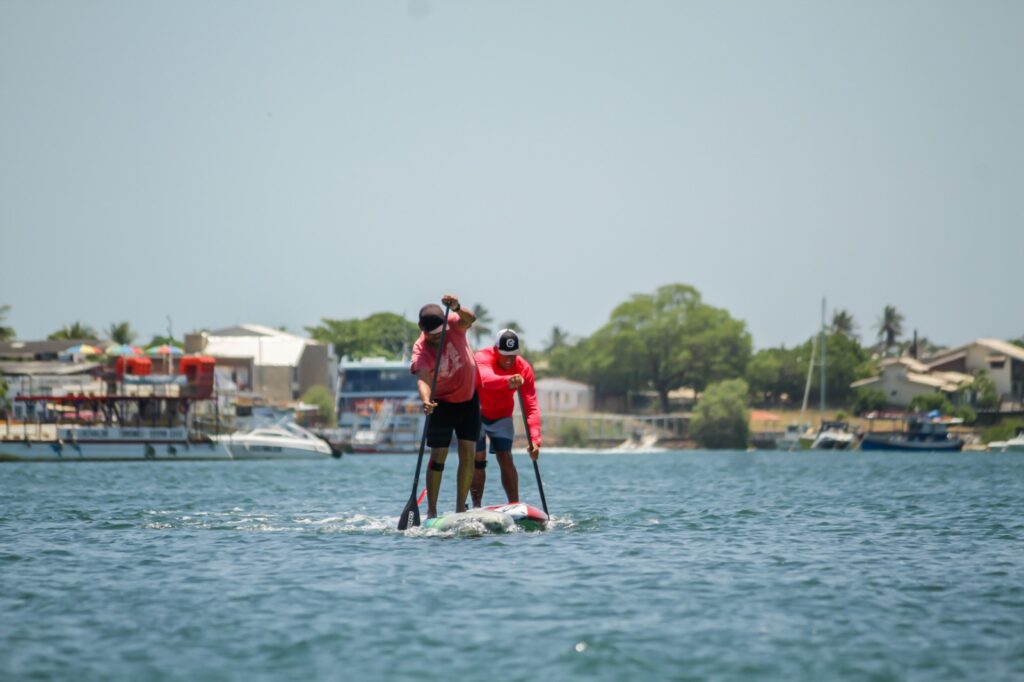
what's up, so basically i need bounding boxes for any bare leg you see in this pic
[495,451,519,503]
[455,439,476,512]
[471,449,486,507]
[425,446,449,518]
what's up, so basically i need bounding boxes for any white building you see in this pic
[927,339,1024,404]
[850,357,972,407]
[185,325,337,404]
[535,377,594,413]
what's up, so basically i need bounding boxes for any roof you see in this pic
[201,336,309,367]
[0,361,102,376]
[0,339,102,359]
[208,324,289,338]
[928,339,1024,367]
[194,325,325,368]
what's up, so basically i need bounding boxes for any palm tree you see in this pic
[546,326,570,353]
[0,305,15,341]
[830,310,857,338]
[107,321,137,345]
[472,303,494,346]
[48,322,98,341]
[876,305,904,356]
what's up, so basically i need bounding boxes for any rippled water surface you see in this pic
[2,452,1023,681]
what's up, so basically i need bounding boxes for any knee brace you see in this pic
[474,460,487,469]
[428,460,445,472]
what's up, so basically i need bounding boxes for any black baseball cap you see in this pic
[418,304,446,334]
[495,329,521,356]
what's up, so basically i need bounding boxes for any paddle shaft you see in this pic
[518,392,549,516]
[399,305,451,529]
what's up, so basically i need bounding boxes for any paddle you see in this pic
[518,392,549,516]
[398,304,450,530]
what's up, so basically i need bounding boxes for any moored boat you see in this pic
[213,423,337,459]
[860,413,964,452]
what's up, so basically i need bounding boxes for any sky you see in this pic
[2,1,1022,350]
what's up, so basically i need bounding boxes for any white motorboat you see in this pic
[989,429,1024,453]
[214,423,337,459]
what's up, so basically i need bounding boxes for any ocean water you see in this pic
[1,451,1022,681]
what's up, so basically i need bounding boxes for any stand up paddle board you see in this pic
[483,503,549,531]
[422,503,549,533]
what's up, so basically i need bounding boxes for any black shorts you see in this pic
[426,391,481,448]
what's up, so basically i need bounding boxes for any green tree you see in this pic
[831,309,857,338]
[691,378,750,449]
[971,369,999,409]
[146,335,184,350]
[107,321,137,345]
[301,385,337,425]
[876,305,904,356]
[549,284,752,412]
[546,326,570,353]
[48,322,98,341]
[746,345,811,404]
[981,417,1024,444]
[0,305,15,341]
[307,312,418,360]
[471,304,494,347]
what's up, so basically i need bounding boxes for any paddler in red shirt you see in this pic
[410,294,479,518]
[471,329,542,507]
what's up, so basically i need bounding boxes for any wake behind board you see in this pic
[422,509,514,533]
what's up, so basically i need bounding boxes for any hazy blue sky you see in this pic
[2,1,1021,350]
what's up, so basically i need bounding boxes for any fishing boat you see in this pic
[860,413,964,452]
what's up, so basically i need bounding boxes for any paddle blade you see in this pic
[397,496,421,530]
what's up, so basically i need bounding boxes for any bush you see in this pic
[301,385,337,425]
[691,378,750,449]
[981,418,1024,444]
[558,421,588,448]
[907,393,954,415]
[851,387,887,415]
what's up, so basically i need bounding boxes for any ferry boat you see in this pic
[337,357,424,453]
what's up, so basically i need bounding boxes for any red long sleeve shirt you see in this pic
[475,347,542,447]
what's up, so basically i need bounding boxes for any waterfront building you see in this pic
[850,357,972,407]
[535,377,594,414]
[926,339,1024,406]
[185,325,336,404]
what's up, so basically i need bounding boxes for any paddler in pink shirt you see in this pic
[409,294,479,518]
[471,329,542,507]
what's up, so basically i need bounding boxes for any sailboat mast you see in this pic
[820,297,826,415]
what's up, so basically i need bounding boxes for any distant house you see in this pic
[184,325,336,404]
[926,339,1024,405]
[850,357,972,407]
[850,338,1024,408]
[535,377,594,413]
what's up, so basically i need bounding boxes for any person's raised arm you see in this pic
[441,294,475,331]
